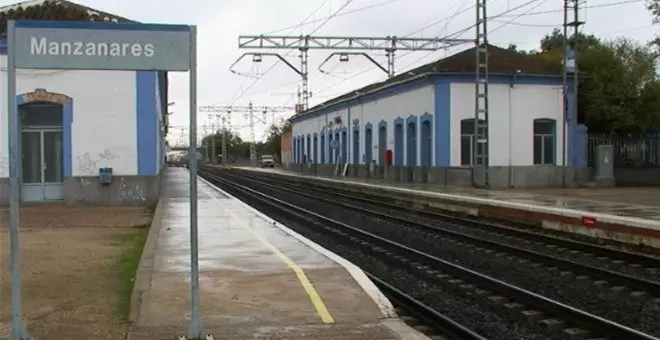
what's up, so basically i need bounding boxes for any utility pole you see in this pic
[200,103,294,166]
[562,0,583,185]
[233,35,470,113]
[207,114,217,164]
[473,0,490,188]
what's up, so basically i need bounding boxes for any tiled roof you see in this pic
[0,0,136,34]
[296,44,561,118]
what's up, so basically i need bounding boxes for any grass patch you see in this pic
[112,225,150,321]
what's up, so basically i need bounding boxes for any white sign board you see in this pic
[12,20,191,71]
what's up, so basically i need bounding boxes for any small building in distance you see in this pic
[289,45,588,188]
[0,0,169,205]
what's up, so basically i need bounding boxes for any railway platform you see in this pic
[238,166,660,249]
[128,167,429,340]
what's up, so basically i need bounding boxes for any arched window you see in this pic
[460,118,487,166]
[533,119,556,165]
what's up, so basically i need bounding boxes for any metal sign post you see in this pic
[6,20,205,339]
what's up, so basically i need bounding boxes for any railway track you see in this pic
[235,168,660,271]
[201,169,486,340]
[200,166,660,340]
[227,168,660,293]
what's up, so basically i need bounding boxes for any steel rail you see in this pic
[231,168,660,269]
[202,168,659,340]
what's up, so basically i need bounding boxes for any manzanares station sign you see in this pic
[12,20,191,71]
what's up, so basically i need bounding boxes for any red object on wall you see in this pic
[582,216,597,227]
[384,149,393,165]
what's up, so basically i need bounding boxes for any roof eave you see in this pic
[294,72,440,120]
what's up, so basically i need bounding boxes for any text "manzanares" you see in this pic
[30,37,155,57]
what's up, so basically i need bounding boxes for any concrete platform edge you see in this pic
[236,167,660,249]
[197,174,398,319]
[129,197,165,324]
[240,168,660,230]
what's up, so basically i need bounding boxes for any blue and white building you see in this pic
[290,45,589,187]
[0,1,169,204]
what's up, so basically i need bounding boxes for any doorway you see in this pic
[20,102,65,201]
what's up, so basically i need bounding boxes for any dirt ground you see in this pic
[0,205,153,340]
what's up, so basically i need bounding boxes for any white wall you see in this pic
[0,55,137,178]
[292,84,435,166]
[449,83,563,167]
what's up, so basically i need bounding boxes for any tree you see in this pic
[648,0,660,49]
[539,28,601,52]
[261,120,292,161]
[579,39,660,132]
[506,44,537,55]
[200,129,249,160]
[520,30,660,133]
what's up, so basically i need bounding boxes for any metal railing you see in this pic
[588,133,660,167]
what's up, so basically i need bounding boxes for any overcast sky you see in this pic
[3,0,657,146]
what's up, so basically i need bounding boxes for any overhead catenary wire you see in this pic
[227,0,354,107]
[310,0,639,100]
[313,0,547,98]
[263,0,405,35]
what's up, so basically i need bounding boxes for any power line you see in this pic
[229,0,354,107]
[264,0,405,35]
[313,0,547,98]
[496,0,643,17]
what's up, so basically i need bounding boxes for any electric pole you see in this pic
[233,35,470,113]
[207,114,217,164]
[200,103,294,166]
[561,0,583,186]
[473,0,490,188]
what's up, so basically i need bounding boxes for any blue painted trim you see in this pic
[364,122,373,164]
[16,94,73,177]
[13,20,190,31]
[327,131,334,164]
[313,133,318,164]
[137,71,158,175]
[291,74,576,124]
[320,133,326,164]
[352,124,360,164]
[434,80,451,166]
[377,120,387,164]
[406,115,418,166]
[420,112,432,166]
[565,85,577,166]
[63,102,73,177]
[306,134,311,161]
[394,117,404,166]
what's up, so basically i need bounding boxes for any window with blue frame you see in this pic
[533,119,556,165]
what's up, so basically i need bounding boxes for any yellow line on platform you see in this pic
[206,188,335,324]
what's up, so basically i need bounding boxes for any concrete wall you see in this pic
[449,83,564,166]
[0,55,164,205]
[286,163,592,189]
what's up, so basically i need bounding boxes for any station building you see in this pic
[0,0,169,205]
[290,45,589,188]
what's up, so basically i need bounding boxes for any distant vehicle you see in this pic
[260,154,275,168]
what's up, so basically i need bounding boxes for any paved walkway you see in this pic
[129,168,424,339]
